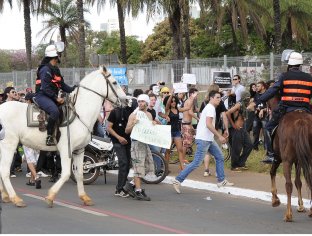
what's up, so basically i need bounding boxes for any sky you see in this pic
[0,2,162,50]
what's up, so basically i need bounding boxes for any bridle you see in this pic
[79,72,122,106]
[70,71,123,134]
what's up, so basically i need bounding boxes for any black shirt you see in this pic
[107,107,133,144]
[147,108,156,120]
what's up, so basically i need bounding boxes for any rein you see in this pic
[70,72,122,134]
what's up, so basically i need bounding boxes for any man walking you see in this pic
[107,104,133,197]
[124,94,155,201]
[172,91,234,193]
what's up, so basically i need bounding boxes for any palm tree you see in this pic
[273,0,281,53]
[37,0,89,65]
[89,0,145,65]
[280,0,312,47]
[76,0,86,67]
[199,0,271,55]
[0,0,12,11]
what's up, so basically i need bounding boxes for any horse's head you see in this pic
[99,66,128,106]
[267,93,281,111]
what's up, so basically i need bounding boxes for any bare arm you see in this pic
[125,113,137,134]
[165,94,173,113]
[206,116,226,144]
[221,112,229,137]
[225,103,240,129]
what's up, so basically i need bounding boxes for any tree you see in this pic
[0,0,12,12]
[37,0,89,65]
[97,31,142,64]
[89,0,146,65]
[273,0,281,53]
[76,0,86,67]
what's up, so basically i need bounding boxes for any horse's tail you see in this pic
[294,119,312,191]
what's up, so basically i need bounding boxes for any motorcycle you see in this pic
[70,135,168,185]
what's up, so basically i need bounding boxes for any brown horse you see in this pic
[267,97,312,222]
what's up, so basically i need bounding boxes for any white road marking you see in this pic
[23,194,108,217]
[108,170,312,209]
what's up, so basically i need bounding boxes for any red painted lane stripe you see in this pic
[17,188,189,234]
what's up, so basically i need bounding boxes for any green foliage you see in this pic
[97,32,143,64]
[0,50,11,72]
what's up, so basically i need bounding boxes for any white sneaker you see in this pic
[203,170,212,177]
[217,179,234,188]
[172,179,181,194]
[26,172,31,178]
[10,174,16,178]
[37,171,50,178]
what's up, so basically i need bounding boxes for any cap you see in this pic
[45,45,58,57]
[137,94,150,105]
[160,87,170,93]
[288,52,303,65]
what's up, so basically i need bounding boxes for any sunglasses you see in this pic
[232,78,238,81]
[162,92,169,94]
[10,91,17,94]
[171,100,176,103]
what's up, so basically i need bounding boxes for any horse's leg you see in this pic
[0,146,26,207]
[270,160,281,207]
[294,162,305,213]
[283,161,293,222]
[45,149,72,208]
[72,151,94,206]
[0,176,10,203]
[309,191,312,217]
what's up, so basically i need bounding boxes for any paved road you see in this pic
[1,173,311,234]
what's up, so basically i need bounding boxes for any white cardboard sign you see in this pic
[182,73,197,84]
[173,83,188,93]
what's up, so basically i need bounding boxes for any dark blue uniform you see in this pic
[35,64,74,120]
[257,67,312,133]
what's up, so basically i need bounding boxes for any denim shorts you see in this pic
[171,131,182,138]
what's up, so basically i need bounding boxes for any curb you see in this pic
[109,170,311,209]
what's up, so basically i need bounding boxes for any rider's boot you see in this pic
[261,129,275,164]
[46,117,56,146]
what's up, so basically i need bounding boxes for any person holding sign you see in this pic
[164,89,197,170]
[124,94,156,201]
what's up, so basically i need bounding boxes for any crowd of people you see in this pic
[1,48,311,202]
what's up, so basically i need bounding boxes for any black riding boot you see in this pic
[46,117,57,146]
[261,130,275,164]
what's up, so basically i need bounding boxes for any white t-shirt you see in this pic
[231,84,245,102]
[195,103,216,141]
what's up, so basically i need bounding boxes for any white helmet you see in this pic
[45,45,58,58]
[288,52,303,65]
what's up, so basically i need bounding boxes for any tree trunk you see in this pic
[59,27,67,67]
[169,3,183,60]
[23,0,32,70]
[273,0,281,53]
[76,0,86,67]
[182,0,190,60]
[117,0,127,64]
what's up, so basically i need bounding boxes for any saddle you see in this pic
[26,101,76,133]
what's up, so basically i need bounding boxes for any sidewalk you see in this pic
[164,163,311,208]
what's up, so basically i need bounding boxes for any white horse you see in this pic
[0,66,127,207]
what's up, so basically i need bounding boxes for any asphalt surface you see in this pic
[1,171,311,234]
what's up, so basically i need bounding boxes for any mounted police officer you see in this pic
[35,43,76,146]
[256,50,312,163]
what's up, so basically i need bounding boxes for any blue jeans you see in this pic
[176,139,225,183]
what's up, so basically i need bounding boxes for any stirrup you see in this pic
[46,135,56,146]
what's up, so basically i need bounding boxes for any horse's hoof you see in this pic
[284,215,293,222]
[272,199,280,207]
[15,201,27,208]
[2,193,11,203]
[80,194,94,206]
[45,197,54,208]
[308,210,312,217]
[12,195,26,207]
[297,206,306,212]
